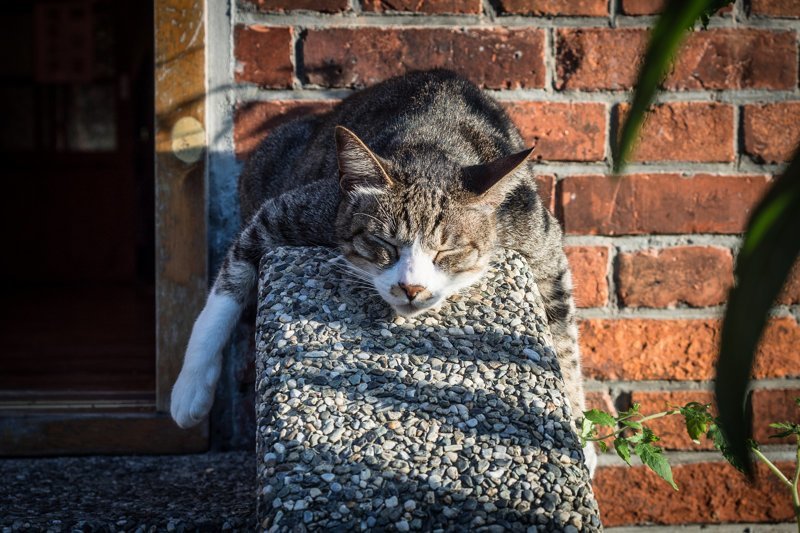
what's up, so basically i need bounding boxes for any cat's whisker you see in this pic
[342,279,379,292]
[328,263,373,284]
[338,262,376,282]
[352,212,386,227]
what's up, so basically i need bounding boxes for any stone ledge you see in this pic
[255,247,600,531]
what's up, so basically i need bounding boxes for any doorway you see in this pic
[0,0,155,406]
[0,0,208,456]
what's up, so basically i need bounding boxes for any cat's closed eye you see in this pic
[435,246,479,272]
[352,233,398,266]
[369,234,398,254]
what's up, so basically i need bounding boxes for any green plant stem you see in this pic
[751,445,799,531]
[793,437,800,533]
[752,448,792,488]
[588,410,678,442]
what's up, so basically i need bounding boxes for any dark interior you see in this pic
[0,0,155,401]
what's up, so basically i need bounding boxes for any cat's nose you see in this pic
[398,283,426,301]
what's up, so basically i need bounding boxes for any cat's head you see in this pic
[334,126,533,317]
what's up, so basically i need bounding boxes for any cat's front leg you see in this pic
[171,292,244,428]
[170,180,340,428]
[171,221,263,428]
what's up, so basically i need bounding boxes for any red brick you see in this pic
[752,388,800,443]
[556,28,647,91]
[557,28,796,91]
[630,390,716,450]
[751,0,800,17]
[579,318,800,381]
[585,390,617,418]
[503,102,606,162]
[621,0,733,16]
[361,0,482,13]
[302,28,545,89]
[619,102,734,162]
[594,461,795,526]
[580,319,719,381]
[241,0,349,12]
[619,0,666,14]
[617,246,733,308]
[744,102,800,163]
[668,29,797,91]
[778,260,800,305]
[234,100,338,158]
[565,246,609,308]
[234,25,294,88]
[560,174,770,235]
[496,0,607,16]
[534,174,555,214]
[755,317,800,379]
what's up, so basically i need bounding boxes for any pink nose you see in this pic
[398,283,425,301]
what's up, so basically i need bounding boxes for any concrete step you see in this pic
[0,452,255,531]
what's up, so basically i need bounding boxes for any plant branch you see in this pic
[587,410,678,442]
[793,437,800,533]
[752,447,792,488]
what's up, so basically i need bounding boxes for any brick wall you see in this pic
[216,0,800,527]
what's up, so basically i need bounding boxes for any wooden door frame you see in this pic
[0,0,208,455]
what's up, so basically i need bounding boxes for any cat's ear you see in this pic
[335,126,393,194]
[462,146,535,204]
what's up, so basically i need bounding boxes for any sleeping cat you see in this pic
[171,69,596,475]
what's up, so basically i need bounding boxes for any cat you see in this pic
[170,69,596,475]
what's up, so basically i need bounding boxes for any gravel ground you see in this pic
[255,247,602,532]
[0,452,255,532]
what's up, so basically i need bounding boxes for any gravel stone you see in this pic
[256,247,602,531]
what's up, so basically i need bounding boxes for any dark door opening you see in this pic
[0,0,156,406]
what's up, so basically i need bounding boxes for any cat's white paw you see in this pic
[171,292,239,429]
[583,441,598,478]
[170,365,216,429]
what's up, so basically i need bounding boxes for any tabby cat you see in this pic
[170,69,596,475]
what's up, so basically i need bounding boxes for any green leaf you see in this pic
[614,438,633,466]
[680,405,712,443]
[580,417,595,445]
[641,426,659,444]
[795,398,800,408]
[598,440,608,453]
[621,420,643,430]
[618,403,642,419]
[768,422,800,439]
[681,402,711,412]
[635,442,678,491]
[715,147,800,477]
[627,430,645,444]
[584,409,616,427]
[685,416,708,443]
[613,0,720,173]
[707,423,747,474]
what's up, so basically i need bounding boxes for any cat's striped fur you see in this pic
[171,70,593,474]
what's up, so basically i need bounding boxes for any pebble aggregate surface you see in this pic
[0,452,255,531]
[256,247,602,532]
